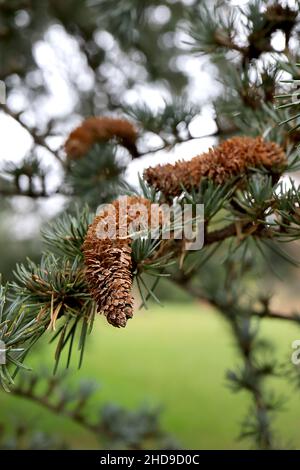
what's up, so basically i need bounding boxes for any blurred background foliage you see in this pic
[1,0,300,450]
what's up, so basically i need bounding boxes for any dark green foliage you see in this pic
[66,144,131,207]
[276,64,300,131]
[10,253,96,372]
[0,282,43,391]
[0,155,48,198]
[126,98,201,148]
[42,205,93,258]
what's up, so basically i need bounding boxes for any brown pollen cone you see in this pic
[265,4,297,38]
[82,196,152,328]
[144,136,287,197]
[65,117,139,159]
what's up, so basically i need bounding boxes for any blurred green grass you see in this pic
[1,302,300,449]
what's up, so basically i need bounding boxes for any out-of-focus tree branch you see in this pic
[1,105,66,168]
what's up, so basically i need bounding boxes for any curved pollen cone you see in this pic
[65,117,139,159]
[82,196,152,328]
[144,136,287,197]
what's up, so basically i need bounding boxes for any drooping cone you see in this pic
[82,196,151,328]
[65,117,139,159]
[144,136,286,197]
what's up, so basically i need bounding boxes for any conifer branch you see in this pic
[1,105,65,168]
